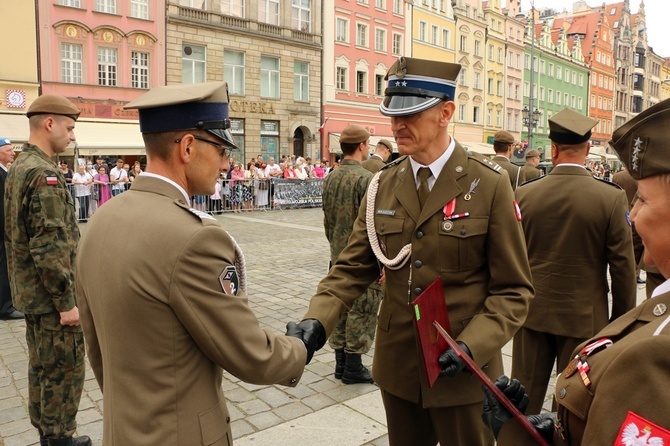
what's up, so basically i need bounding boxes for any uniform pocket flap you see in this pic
[437,216,488,239]
[199,399,230,445]
[375,215,404,235]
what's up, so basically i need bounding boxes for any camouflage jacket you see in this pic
[4,143,79,314]
[322,158,381,290]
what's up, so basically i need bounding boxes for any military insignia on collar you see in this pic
[614,411,670,445]
[630,136,646,172]
[395,57,407,78]
[219,266,239,296]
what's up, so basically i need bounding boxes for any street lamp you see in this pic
[522,106,542,152]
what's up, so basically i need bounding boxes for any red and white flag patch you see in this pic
[513,200,522,221]
[46,176,58,186]
[614,411,670,445]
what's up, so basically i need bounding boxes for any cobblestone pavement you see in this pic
[0,207,649,446]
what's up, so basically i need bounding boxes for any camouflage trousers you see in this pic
[329,286,382,354]
[25,312,86,438]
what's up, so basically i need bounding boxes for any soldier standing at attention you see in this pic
[492,130,525,190]
[511,107,636,415]
[521,149,543,182]
[362,138,393,173]
[77,82,307,445]
[4,95,91,446]
[286,57,533,446]
[323,124,382,384]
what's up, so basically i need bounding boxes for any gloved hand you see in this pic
[438,341,471,377]
[482,375,529,438]
[285,319,326,364]
[527,413,555,442]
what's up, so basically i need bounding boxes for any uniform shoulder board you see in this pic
[519,175,545,187]
[380,155,407,171]
[467,152,502,174]
[595,177,623,190]
[188,208,219,225]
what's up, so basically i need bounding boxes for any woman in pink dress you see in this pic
[93,166,112,207]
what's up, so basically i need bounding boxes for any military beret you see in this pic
[493,130,514,144]
[610,98,670,180]
[124,81,237,149]
[525,149,541,158]
[377,138,393,151]
[27,94,80,121]
[379,56,461,117]
[340,125,370,144]
[0,138,11,147]
[548,108,597,145]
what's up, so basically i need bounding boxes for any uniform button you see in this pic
[414,260,422,268]
[416,231,424,239]
[380,225,385,233]
[414,287,422,295]
[291,378,297,384]
[460,228,466,235]
[559,388,567,399]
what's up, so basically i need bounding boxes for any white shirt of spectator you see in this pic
[72,171,93,197]
[110,166,128,191]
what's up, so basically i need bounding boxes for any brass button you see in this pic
[414,260,422,268]
[380,225,385,233]
[414,287,422,295]
[416,231,424,239]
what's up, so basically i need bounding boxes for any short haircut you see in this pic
[142,131,181,161]
[493,141,511,153]
[340,141,362,156]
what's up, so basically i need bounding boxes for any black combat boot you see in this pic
[334,349,345,379]
[341,353,374,384]
[47,435,93,446]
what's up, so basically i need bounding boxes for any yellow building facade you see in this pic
[482,0,506,144]
[410,2,457,63]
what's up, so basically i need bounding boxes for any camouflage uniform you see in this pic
[323,159,382,354]
[4,143,84,438]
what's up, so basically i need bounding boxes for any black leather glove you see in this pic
[482,375,529,438]
[527,413,555,442]
[438,341,471,377]
[285,319,326,364]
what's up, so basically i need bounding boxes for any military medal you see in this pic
[441,220,454,232]
[564,355,580,378]
[577,360,591,387]
[464,178,480,201]
[653,303,667,316]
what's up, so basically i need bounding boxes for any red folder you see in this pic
[411,278,452,388]
[433,321,551,446]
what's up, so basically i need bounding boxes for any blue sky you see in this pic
[516,0,669,57]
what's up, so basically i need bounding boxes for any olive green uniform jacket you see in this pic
[521,163,542,182]
[499,290,670,445]
[492,155,525,190]
[77,175,306,446]
[362,155,386,174]
[305,142,533,407]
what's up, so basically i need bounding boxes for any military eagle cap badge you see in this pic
[614,411,669,445]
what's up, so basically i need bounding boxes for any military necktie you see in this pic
[417,167,432,207]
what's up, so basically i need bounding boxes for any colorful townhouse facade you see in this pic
[321,0,406,160]
[502,0,525,144]
[38,0,166,160]
[481,0,506,145]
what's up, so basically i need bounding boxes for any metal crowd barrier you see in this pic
[69,178,325,222]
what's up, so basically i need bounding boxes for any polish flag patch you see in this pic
[46,176,58,186]
[513,201,522,221]
[614,411,670,445]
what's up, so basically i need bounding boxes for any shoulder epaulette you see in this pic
[380,155,407,171]
[519,175,545,187]
[595,177,624,190]
[467,152,502,174]
[187,208,219,225]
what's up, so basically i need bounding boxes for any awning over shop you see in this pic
[328,133,398,154]
[0,114,29,152]
[70,120,144,154]
[460,142,496,156]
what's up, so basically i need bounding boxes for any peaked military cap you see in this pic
[548,108,597,145]
[27,94,80,121]
[379,57,461,117]
[525,149,541,158]
[340,125,370,144]
[494,130,514,144]
[124,81,237,149]
[377,138,393,151]
[610,98,670,180]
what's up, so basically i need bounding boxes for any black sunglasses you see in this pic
[175,136,232,158]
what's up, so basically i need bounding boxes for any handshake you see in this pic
[285,319,326,364]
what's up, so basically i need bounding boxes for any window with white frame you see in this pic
[460,35,467,52]
[578,73,584,87]
[357,23,368,47]
[524,54,530,69]
[459,104,466,122]
[572,71,576,84]
[431,25,438,45]
[473,106,479,123]
[292,0,311,32]
[523,82,529,96]
[336,66,347,90]
[556,66,562,80]
[59,0,81,6]
[564,92,569,105]
[507,82,512,98]
[488,44,494,61]
[571,95,575,108]
[498,47,503,63]
[180,0,207,8]
[497,80,502,96]
[61,43,82,84]
[459,69,466,86]
[488,78,493,94]
[474,72,480,89]
[336,18,348,42]
[96,0,116,13]
[392,33,402,55]
[487,108,492,125]
[578,97,583,109]
[182,44,206,84]
[515,84,519,100]
[224,50,245,95]
[221,0,245,17]
[375,28,386,52]
[548,88,553,103]
[393,0,402,14]
[130,0,149,19]
[375,74,384,95]
[294,61,309,101]
[260,0,280,24]
[496,110,501,127]
[376,0,385,9]
[474,40,480,56]
[131,51,149,89]
[419,21,427,41]
[442,29,450,48]
[98,47,117,86]
[356,70,367,93]
[556,90,561,105]
[261,56,280,98]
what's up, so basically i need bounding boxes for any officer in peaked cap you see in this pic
[483,99,670,445]
[362,137,393,173]
[288,56,533,446]
[492,130,525,190]
[508,104,636,416]
[522,149,542,181]
[77,81,307,445]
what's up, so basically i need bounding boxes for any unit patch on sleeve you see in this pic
[614,411,669,446]
[219,266,239,296]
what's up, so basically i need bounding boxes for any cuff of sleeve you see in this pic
[53,294,76,313]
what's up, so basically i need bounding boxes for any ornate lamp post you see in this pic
[522,105,542,152]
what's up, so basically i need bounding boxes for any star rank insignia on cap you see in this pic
[219,265,239,296]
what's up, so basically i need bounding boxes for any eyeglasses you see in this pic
[175,136,232,158]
